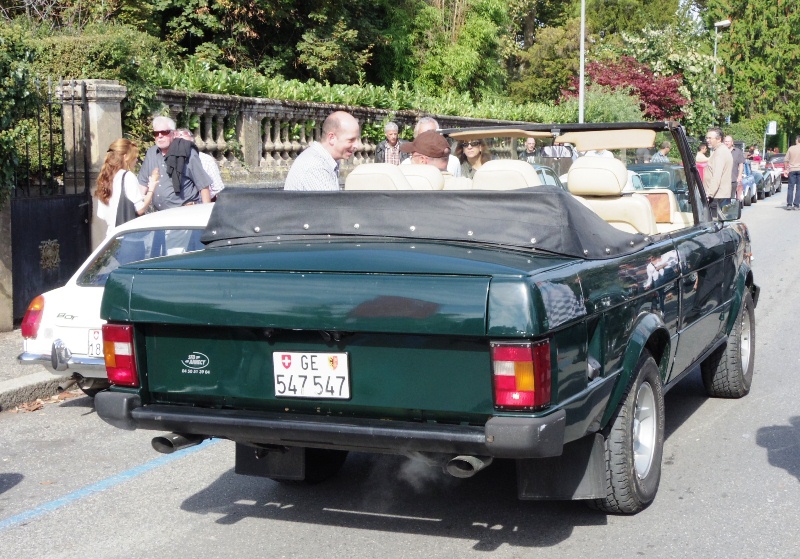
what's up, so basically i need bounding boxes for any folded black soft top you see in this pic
[201,187,651,260]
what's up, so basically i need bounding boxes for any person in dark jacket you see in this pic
[374,122,409,165]
[137,116,211,210]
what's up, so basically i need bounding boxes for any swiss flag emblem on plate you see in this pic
[281,354,292,369]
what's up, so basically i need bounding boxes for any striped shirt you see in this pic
[284,142,340,191]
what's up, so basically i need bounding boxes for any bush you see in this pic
[0,24,36,208]
[29,22,169,140]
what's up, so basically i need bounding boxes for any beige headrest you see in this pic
[398,164,445,190]
[567,157,628,196]
[345,163,411,190]
[472,159,541,190]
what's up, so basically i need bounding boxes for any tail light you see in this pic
[491,340,551,410]
[102,324,139,387]
[21,296,45,339]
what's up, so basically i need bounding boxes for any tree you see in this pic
[412,0,511,99]
[585,0,680,37]
[566,56,688,120]
[706,0,800,131]
[508,17,581,103]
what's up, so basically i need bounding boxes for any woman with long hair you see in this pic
[95,138,156,236]
[455,139,491,179]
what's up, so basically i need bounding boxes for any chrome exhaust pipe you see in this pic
[151,433,207,454]
[445,455,494,478]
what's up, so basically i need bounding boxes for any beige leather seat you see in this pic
[344,163,412,190]
[472,159,541,190]
[398,164,445,190]
[567,157,658,235]
[634,188,693,233]
[442,176,474,190]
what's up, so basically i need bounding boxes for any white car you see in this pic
[19,204,214,396]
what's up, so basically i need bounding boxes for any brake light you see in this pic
[102,324,139,387]
[21,296,45,339]
[491,340,551,410]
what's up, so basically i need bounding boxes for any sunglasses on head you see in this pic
[460,141,481,148]
[153,130,173,138]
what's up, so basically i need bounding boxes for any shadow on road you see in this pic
[0,473,23,496]
[181,455,607,550]
[664,367,709,440]
[756,416,800,482]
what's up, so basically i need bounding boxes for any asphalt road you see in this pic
[1,191,798,559]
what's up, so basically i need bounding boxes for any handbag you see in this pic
[115,170,138,226]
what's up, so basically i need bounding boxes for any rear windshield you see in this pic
[78,228,205,286]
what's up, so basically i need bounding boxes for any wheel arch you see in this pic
[726,264,757,335]
[600,313,670,428]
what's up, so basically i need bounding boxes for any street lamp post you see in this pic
[713,19,731,75]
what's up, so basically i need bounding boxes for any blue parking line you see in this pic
[0,439,218,532]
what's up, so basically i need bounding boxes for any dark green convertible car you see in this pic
[96,121,758,514]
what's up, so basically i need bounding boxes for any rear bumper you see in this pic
[18,338,106,379]
[95,392,567,459]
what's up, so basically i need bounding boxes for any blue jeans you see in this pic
[788,171,800,206]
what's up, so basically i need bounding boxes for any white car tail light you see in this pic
[21,295,45,339]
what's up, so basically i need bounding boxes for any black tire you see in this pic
[743,192,751,206]
[702,292,755,398]
[757,190,764,200]
[591,352,665,514]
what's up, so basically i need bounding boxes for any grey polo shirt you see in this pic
[138,145,212,210]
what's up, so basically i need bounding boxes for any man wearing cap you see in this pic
[400,117,461,176]
[400,130,460,187]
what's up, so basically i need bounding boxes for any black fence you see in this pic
[11,79,93,320]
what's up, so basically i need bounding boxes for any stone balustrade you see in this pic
[155,89,523,188]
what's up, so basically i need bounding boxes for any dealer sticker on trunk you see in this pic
[272,352,350,399]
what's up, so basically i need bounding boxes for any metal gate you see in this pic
[11,80,92,320]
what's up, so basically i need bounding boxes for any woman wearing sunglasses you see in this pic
[455,139,491,179]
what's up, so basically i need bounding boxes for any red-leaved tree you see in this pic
[564,56,688,120]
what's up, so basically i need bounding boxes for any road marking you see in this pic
[0,439,217,532]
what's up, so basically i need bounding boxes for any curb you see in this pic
[0,372,71,412]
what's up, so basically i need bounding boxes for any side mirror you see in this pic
[717,198,741,221]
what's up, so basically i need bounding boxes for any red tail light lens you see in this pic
[491,340,551,410]
[21,296,45,339]
[102,324,139,387]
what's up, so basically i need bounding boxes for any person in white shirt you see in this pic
[95,138,156,237]
[174,129,225,200]
[284,111,361,191]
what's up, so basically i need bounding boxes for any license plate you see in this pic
[272,352,350,399]
[88,329,102,357]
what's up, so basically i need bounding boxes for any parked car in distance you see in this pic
[19,203,214,396]
[741,161,758,206]
[764,155,787,192]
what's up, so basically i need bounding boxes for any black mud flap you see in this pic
[235,443,306,481]
[516,433,606,500]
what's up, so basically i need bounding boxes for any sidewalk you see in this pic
[0,329,70,411]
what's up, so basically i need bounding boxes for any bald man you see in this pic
[285,111,361,191]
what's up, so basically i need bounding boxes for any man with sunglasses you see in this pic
[137,116,212,210]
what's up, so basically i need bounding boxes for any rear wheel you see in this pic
[702,292,755,398]
[591,352,664,514]
[743,192,751,206]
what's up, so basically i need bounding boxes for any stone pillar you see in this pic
[0,204,13,331]
[239,111,264,169]
[58,79,127,250]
